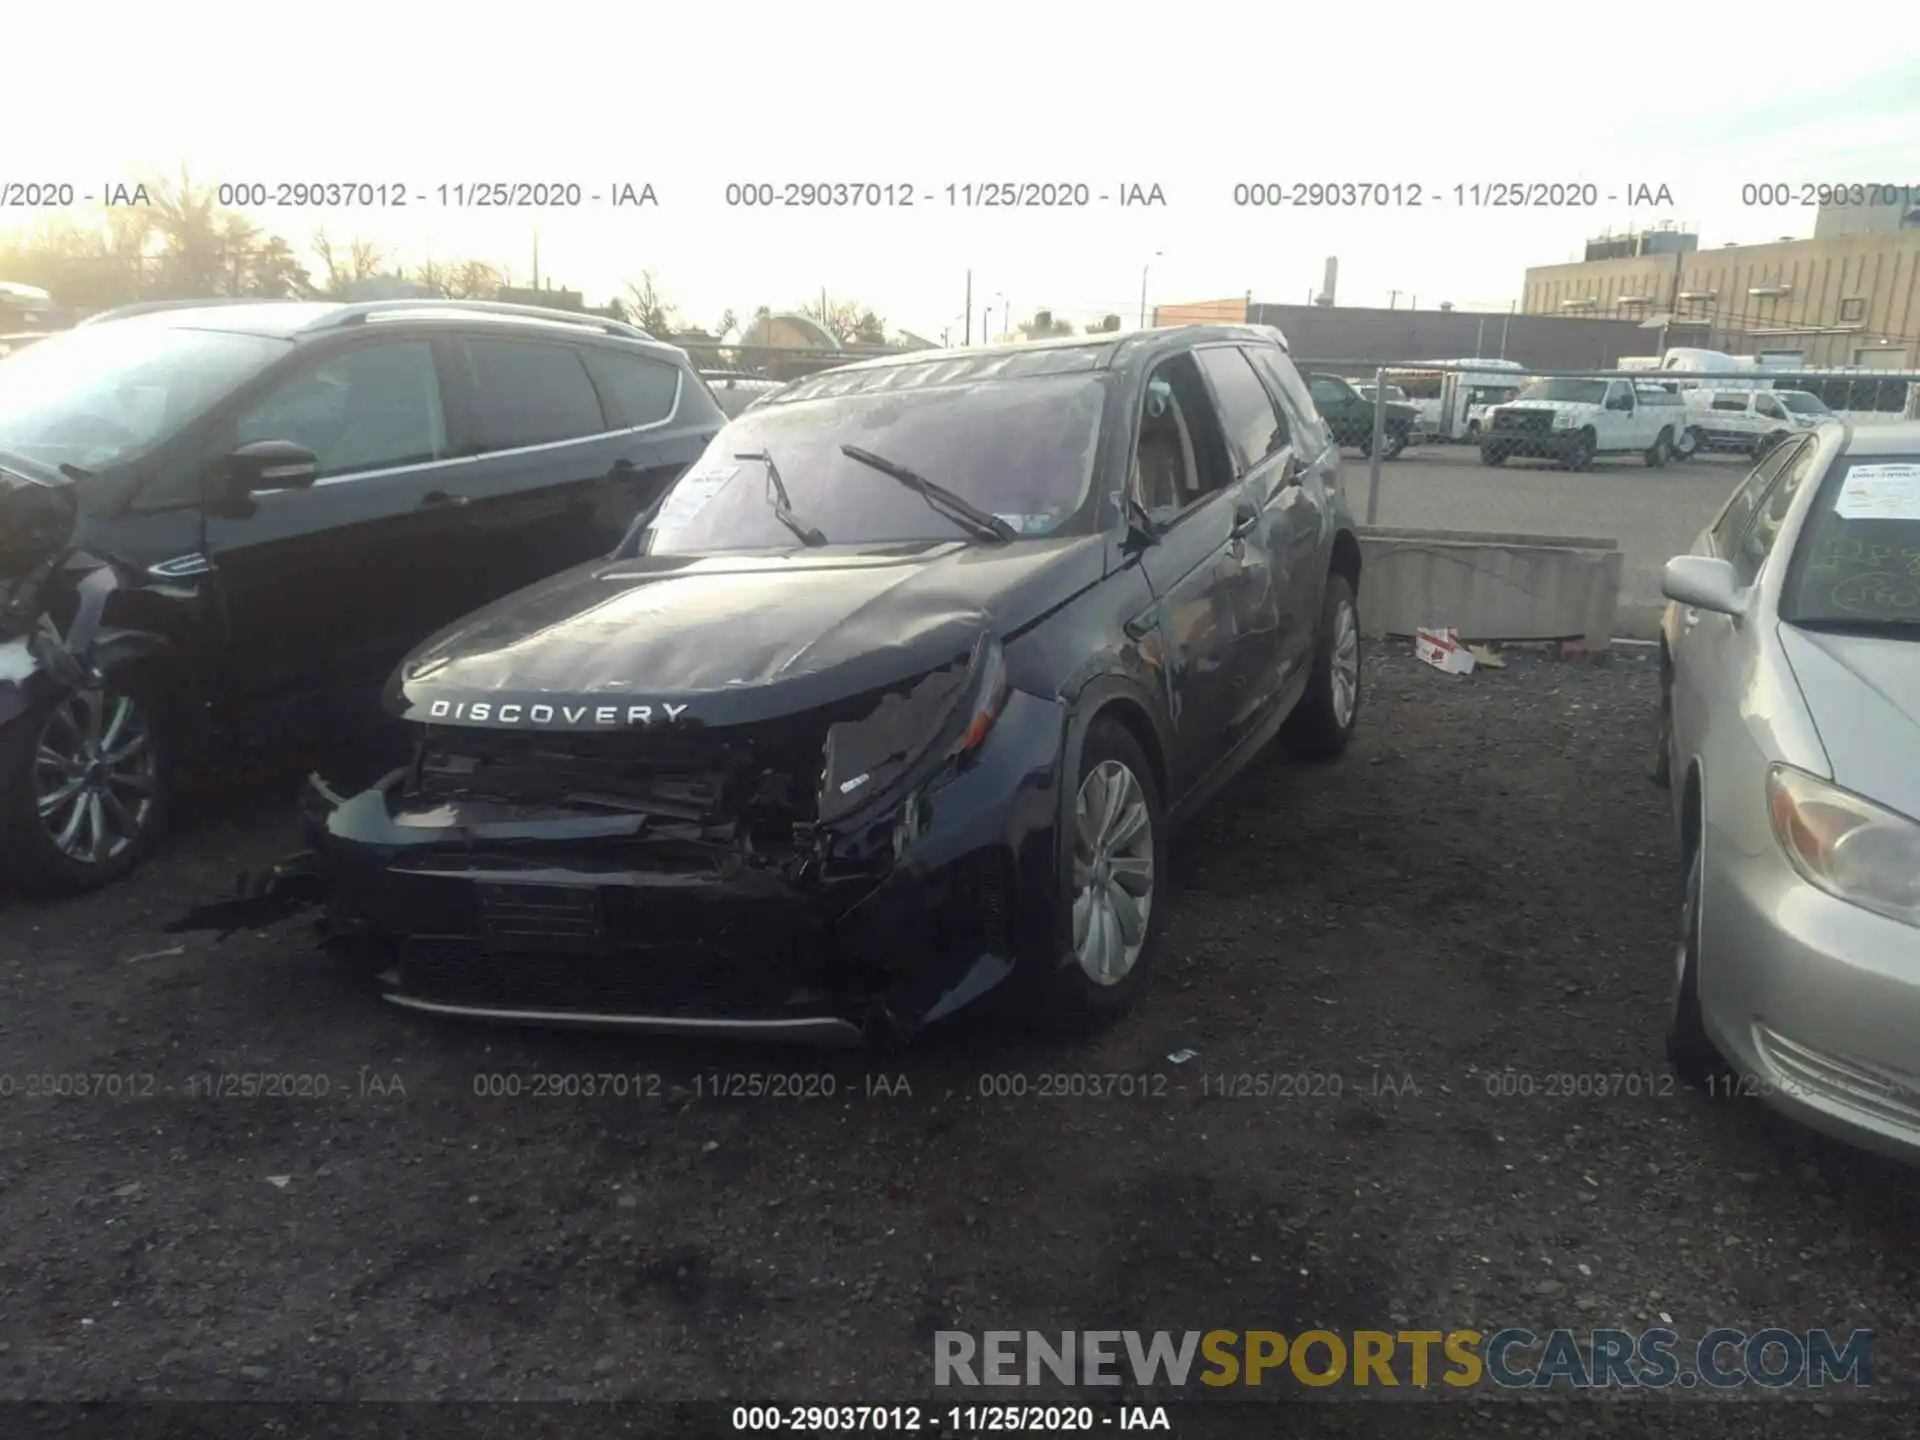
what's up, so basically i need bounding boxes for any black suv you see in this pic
[0,299,725,891]
[1304,373,1417,459]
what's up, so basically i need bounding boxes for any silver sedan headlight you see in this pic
[1768,765,1920,928]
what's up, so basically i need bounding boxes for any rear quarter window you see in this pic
[583,348,683,429]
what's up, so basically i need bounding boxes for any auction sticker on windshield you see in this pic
[1834,463,1920,521]
[655,464,741,528]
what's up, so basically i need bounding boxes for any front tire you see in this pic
[1667,840,1729,1087]
[1043,718,1166,1027]
[1380,427,1408,460]
[1645,429,1672,468]
[0,675,172,894]
[1281,573,1361,760]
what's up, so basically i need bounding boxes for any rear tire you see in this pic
[0,672,172,895]
[1281,573,1361,761]
[1042,718,1167,1028]
[1380,428,1407,460]
[1676,427,1702,460]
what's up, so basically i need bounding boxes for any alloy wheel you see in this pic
[32,687,160,864]
[1071,759,1155,986]
[1330,597,1360,730]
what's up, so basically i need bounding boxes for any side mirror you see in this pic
[1123,493,1160,552]
[226,439,319,494]
[1662,555,1748,618]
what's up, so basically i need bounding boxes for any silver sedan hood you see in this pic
[1779,623,1920,820]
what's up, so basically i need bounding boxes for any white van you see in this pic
[1677,387,1832,458]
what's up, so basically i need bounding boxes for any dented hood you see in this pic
[391,535,1108,729]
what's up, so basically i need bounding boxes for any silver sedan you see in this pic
[1657,420,1920,1160]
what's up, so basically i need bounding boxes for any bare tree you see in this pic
[622,271,679,336]
[802,294,888,344]
[1017,309,1076,340]
[312,232,387,296]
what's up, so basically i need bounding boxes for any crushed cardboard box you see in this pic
[1415,628,1506,675]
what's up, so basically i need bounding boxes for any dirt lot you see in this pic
[3,646,1917,1433]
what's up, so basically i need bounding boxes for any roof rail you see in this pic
[80,297,301,326]
[299,299,654,341]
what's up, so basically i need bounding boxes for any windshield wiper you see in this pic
[736,449,828,547]
[839,444,1017,544]
[58,462,94,482]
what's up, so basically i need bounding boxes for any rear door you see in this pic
[1193,344,1312,699]
[439,335,720,610]
[1247,343,1339,680]
[1128,356,1249,799]
[195,335,475,729]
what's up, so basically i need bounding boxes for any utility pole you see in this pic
[531,226,540,289]
[1500,299,1514,359]
[965,270,972,345]
[1387,290,1400,310]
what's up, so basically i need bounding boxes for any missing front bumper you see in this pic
[279,687,1068,1043]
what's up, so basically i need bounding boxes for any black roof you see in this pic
[78,298,684,360]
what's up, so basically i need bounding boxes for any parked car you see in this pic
[1480,377,1683,469]
[700,369,783,419]
[0,299,725,892]
[1656,420,1920,1160]
[1306,372,1415,458]
[268,324,1365,1043]
[1678,386,1831,460]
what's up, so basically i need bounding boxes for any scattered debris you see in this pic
[122,945,186,964]
[701,1140,720,1153]
[1415,627,1476,675]
[265,1175,291,1189]
[1167,1049,1198,1065]
[1467,644,1506,669]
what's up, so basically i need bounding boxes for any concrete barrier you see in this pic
[1356,527,1624,650]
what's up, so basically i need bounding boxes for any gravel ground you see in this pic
[3,646,1917,1434]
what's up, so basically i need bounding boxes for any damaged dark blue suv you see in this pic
[278,325,1366,1042]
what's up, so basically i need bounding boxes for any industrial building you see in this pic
[1521,207,1920,369]
[1148,295,1650,371]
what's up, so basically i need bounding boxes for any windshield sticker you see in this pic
[995,513,1057,535]
[1833,463,1920,521]
[654,464,740,528]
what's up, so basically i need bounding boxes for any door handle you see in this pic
[1230,503,1260,538]
[418,490,469,509]
[1123,605,1159,641]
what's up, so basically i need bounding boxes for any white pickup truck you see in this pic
[1478,377,1687,470]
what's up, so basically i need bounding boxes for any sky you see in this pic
[7,5,1920,339]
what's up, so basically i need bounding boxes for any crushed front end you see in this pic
[302,638,1069,1045]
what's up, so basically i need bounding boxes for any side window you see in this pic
[461,339,606,451]
[582,348,682,429]
[1606,381,1632,409]
[1195,346,1288,475]
[1754,394,1786,420]
[1132,354,1237,521]
[1308,376,1348,407]
[1730,441,1818,585]
[1247,346,1327,454]
[1711,394,1748,412]
[1709,439,1803,555]
[233,340,447,481]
